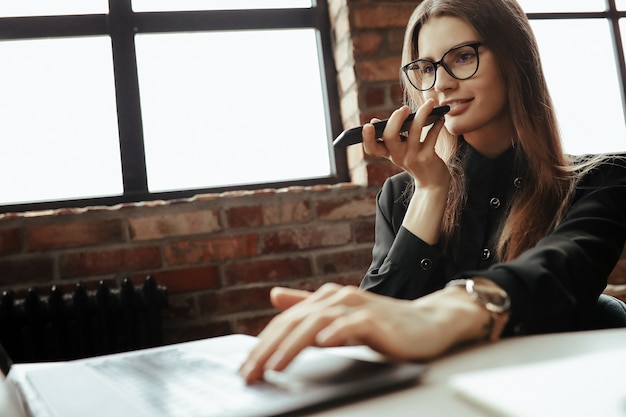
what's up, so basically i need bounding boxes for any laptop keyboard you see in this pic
[86,348,282,417]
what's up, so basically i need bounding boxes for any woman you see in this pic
[240,0,626,384]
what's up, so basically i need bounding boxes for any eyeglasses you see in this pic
[402,42,482,91]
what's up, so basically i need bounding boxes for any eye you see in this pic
[456,51,477,64]
[450,46,478,65]
[416,61,435,75]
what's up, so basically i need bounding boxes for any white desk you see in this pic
[2,328,626,417]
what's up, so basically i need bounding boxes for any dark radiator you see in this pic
[0,276,167,363]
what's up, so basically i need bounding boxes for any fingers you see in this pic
[416,108,446,151]
[262,304,349,373]
[363,104,414,157]
[240,284,345,383]
[270,287,311,311]
[362,100,444,163]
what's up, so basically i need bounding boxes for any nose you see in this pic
[433,65,456,92]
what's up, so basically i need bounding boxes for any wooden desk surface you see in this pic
[2,328,625,417]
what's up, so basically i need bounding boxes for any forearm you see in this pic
[402,185,448,245]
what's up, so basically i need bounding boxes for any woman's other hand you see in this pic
[362,99,450,190]
[239,283,489,384]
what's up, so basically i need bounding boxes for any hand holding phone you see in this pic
[333,105,450,148]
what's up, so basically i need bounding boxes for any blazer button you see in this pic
[482,248,491,260]
[420,258,433,270]
[514,177,523,188]
[489,197,501,209]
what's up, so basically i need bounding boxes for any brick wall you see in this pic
[1,0,625,346]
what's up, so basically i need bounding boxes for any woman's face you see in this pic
[418,16,513,155]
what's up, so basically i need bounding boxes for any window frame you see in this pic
[524,0,626,127]
[0,0,345,213]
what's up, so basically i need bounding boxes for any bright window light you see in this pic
[516,0,605,13]
[135,29,332,192]
[530,19,626,154]
[132,0,311,12]
[0,37,122,205]
[0,1,107,17]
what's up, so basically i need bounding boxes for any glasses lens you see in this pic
[443,44,479,80]
[404,60,436,91]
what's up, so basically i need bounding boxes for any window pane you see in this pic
[529,19,626,154]
[617,0,626,10]
[0,37,122,205]
[135,29,332,192]
[517,0,605,13]
[0,1,107,17]
[132,0,311,12]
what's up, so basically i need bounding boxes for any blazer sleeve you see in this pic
[457,155,626,335]
[360,173,452,299]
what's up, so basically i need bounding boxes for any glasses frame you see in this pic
[402,42,483,91]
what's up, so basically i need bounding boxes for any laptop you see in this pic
[5,334,426,417]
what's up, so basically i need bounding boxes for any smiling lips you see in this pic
[441,98,472,116]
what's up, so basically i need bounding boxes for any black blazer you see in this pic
[360,147,626,336]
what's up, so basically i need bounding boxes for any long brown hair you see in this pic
[402,0,575,260]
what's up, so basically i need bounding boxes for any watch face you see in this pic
[473,282,511,313]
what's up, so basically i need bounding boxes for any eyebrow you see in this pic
[417,40,480,60]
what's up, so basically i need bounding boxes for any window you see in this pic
[518,0,626,155]
[0,0,343,212]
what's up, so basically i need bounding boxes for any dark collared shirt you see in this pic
[360,141,626,335]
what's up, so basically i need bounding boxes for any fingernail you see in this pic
[240,361,255,381]
[316,329,330,345]
[264,352,285,371]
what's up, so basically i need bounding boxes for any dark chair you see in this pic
[589,294,626,329]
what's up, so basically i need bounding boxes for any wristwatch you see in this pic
[446,278,511,342]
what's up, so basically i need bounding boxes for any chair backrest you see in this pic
[590,294,626,329]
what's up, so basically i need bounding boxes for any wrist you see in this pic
[403,186,448,245]
[445,278,511,343]
[440,284,493,342]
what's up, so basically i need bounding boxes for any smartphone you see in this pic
[332,105,450,148]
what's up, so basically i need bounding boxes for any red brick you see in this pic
[316,195,377,220]
[60,246,162,277]
[354,219,376,243]
[262,201,313,225]
[366,159,402,186]
[352,32,382,56]
[164,234,258,265]
[386,29,408,55]
[363,86,385,107]
[226,206,263,228]
[162,293,198,319]
[134,266,221,293]
[391,83,405,105]
[224,257,312,285]
[316,248,372,274]
[199,286,274,314]
[0,228,21,255]
[27,219,124,250]
[262,224,352,254]
[356,57,402,82]
[352,6,414,29]
[226,206,264,228]
[0,257,54,286]
[129,210,220,241]
[234,314,277,336]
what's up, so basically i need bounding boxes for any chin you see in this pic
[443,120,467,136]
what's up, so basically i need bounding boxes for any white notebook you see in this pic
[450,346,626,417]
[6,334,426,417]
